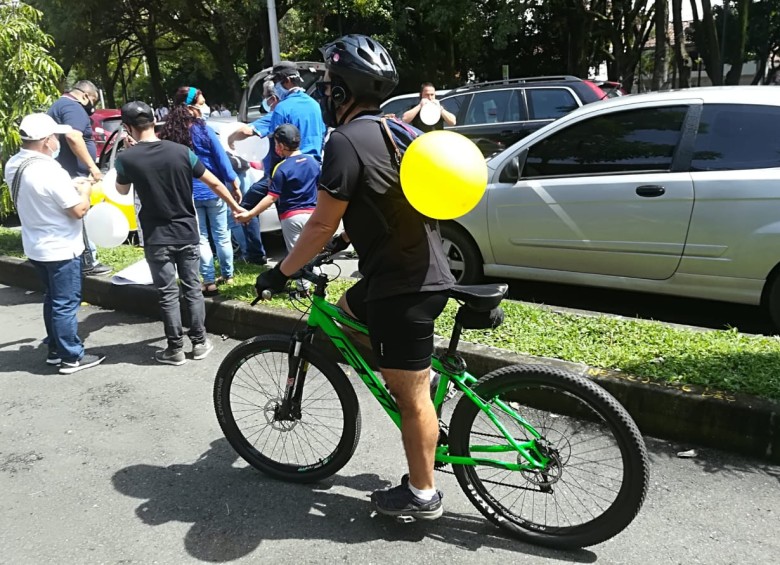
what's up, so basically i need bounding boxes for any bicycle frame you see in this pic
[292,292,551,472]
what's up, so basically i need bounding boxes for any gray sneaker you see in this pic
[59,353,106,375]
[192,340,214,360]
[155,347,185,365]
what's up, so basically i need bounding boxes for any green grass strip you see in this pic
[2,227,778,400]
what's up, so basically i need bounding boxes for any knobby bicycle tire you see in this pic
[214,335,361,483]
[449,364,649,549]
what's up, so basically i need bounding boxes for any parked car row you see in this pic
[439,87,780,326]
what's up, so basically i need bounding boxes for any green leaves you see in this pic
[0,2,63,219]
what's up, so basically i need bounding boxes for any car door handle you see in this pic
[636,185,665,197]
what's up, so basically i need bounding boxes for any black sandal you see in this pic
[202,283,219,297]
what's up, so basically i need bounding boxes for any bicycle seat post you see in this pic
[447,320,463,357]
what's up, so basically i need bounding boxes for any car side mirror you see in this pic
[498,149,527,183]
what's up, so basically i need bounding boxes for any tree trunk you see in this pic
[671,0,691,88]
[725,0,750,85]
[652,0,668,90]
[698,0,723,85]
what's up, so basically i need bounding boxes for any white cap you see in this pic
[19,113,73,141]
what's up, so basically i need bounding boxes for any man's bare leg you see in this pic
[382,367,438,491]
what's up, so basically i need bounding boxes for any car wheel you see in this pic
[764,272,780,332]
[440,223,483,285]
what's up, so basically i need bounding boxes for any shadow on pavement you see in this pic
[112,438,597,563]
[645,437,780,483]
[0,285,40,306]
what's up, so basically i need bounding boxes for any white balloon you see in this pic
[101,168,134,207]
[212,121,269,163]
[420,101,442,126]
[85,202,130,248]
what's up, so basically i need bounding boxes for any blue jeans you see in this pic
[144,244,206,350]
[195,198,233,282]
[240,177,269,261]
[30,257,84,363]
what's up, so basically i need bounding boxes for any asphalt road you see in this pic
[1,284,778,564]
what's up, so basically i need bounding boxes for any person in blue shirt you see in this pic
[235,124,318,244]
[225,80,279,265]
[227,62,325,231]
[47,79,111,276]
[235,124,319,291]
[159,86,243,296]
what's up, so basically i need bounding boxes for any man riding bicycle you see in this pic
[255,34,455,520]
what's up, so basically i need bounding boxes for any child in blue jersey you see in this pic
[235,124,319,288]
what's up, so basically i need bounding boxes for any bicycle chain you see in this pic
[435,427,547,494]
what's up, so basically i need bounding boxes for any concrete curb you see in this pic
[1,255,777,463]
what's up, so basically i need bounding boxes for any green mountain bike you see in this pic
[213,254,650,549]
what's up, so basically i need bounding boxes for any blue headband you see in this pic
[185,87,198,105]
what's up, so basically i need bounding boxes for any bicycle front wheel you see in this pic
[449,364,649,549]
[214,335,361,483]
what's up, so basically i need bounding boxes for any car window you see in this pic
[526,88,578,120]
[523,105,688,177]
[101,118,122,134]
[440,94,466,118]
[381,97,418,116]
[464,90,513,125]
[691,104,780,171]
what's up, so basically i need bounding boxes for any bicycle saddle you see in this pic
[449,283,508,312]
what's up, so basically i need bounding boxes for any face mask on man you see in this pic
[274,81,291,102]
[82,99,95,116]
[46,136,61,160]
[319,95,338,129]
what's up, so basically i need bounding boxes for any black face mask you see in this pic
[319,95,338,129]
[83,99,95,116]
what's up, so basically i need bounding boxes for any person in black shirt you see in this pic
[401,82,457,133]
[255,34,455,520]
[114,101,245,365]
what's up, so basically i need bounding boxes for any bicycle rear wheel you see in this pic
[214,335,361,483]
[449,364,649,549]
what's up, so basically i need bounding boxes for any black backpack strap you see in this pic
[10,156,48,206]
[354,114,403,168]
[379,118,403,168]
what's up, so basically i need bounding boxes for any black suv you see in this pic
[438,75,608,156]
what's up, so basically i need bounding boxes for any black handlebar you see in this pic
[251,252,335,305]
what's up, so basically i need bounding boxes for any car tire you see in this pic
[764,271,780,332]
[440,223,483,285]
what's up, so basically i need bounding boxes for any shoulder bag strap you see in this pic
[10,156,48,206]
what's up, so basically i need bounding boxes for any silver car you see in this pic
[440,87,780,326]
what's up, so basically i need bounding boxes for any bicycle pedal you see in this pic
[395,515,416,524]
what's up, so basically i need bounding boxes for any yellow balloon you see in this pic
[89,181,105,206]
[400,130,487,220]
[105,198,137,231]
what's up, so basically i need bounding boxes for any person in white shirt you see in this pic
[3,113,106,374]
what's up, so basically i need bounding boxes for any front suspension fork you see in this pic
[276,331,314,421]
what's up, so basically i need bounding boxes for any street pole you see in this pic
[267,0,281,64]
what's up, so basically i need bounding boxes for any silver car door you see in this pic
[488,104,694,280]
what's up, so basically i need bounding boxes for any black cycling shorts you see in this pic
[345,278,449,371]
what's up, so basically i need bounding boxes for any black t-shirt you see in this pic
[115,140,206,246]
[319,112,455,301]
[411,111,445,134]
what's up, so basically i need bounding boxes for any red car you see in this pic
[90,109,122,158]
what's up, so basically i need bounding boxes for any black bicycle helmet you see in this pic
[320,34,398,102]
